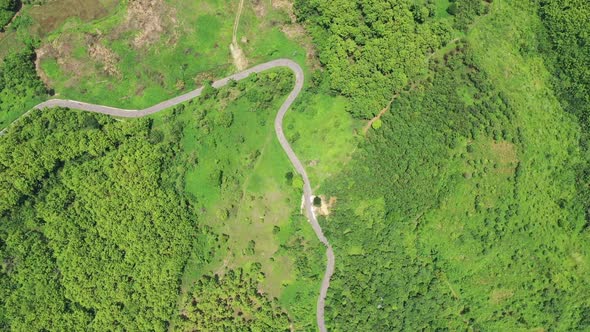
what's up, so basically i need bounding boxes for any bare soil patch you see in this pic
[28,0,118,37]
[36,35,88,86]
[193,71,216,87]
[489,288,514,304]
[285,23,321,69]
[230,0,248,71]
[312,195,337,216]
[490,141,517,163]
[34,46,52,87]
[490,140,518,174]
[230,42,248,71]
[266,0,320,69]
[87,35,120,77]
[36,31,121,87]
[252,0,267,17]
[118,0,178,49]
[271,0,296,23]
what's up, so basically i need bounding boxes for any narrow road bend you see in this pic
[16,59,334,332]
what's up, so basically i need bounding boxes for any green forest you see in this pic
[174,265,291,331]
[0,65,324,329]
[1,0,589,331]
[0,0,17,30]
[296,0,590,330]
[0,46,47,128]
[0,109,202,330]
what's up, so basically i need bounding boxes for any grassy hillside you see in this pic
[35,0,306,109]
[0,67,338,330]
[4,0,589,330]
[294,0,590,330]
[152,70,326,329]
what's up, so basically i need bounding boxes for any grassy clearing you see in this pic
[0,0,119,59]
[33,0,307,109]
[28,0,119,37]
[284,91,361,186]
[148,69,324,329]
[417,1,589,329]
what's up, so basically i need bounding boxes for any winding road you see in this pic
[25,59,334,332]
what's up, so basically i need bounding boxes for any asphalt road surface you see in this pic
[15,58,334,332]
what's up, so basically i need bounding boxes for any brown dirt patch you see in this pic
[28,0,118,37]
[36,35,88,87]
[489,288,514,304]
[252,0,267,17]
[230,42,248,71]
[279,22,320,69]
[87,35,120,77]
[281,24,305,39]
[119,0,178,49]
[36,31,121,88]
[267,0,320,68]
[193,71,215,87]
[230,0,248,71]
[34,46,52,87]
[490,141,517,164]
[490,140,518,174]
[134,85,145,96]
[271,0,296,23]
[313,195,337,216]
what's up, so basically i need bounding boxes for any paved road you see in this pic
[28,59,334,332]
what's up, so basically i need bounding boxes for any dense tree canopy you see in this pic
[297,0,590,329]
[175,266,291,331]
[539,0,590,127]
[321,39,590,331]
[295,0,453,118]
[0,47,47,128]
[538,0,590,221]
[0,109,201,330]
[0,0,17,30]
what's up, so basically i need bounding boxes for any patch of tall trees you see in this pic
[320,42,589,330]
[0,0,17,30]
[0,46,47,128]
[537,0,590,222]
[295,0,454,119]
[0,109,202,330]
[174,265,291,331]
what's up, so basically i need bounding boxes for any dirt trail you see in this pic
[230,0,248,70]
[363,94,398,134]
[364,82,421,134]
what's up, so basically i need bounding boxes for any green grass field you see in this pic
[0,1,356,328]
[33,0,307,109]
[284,92,360,187]
[414,1,589,329]
[146,69,327,328]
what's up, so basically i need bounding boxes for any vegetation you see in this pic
[160,69,325,330]
[0,0,17,30]
[30,0,306,109]
[537,0,590,220]
[295,0,456,118]
[0,70,328,330]
[1,1,344,330]
[294,0,590,330]
[174,265,291,331]
[0,46,47,129]
[0,109,201,330]
[2,0,590,331]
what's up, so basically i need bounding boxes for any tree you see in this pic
[371,119,383,129]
